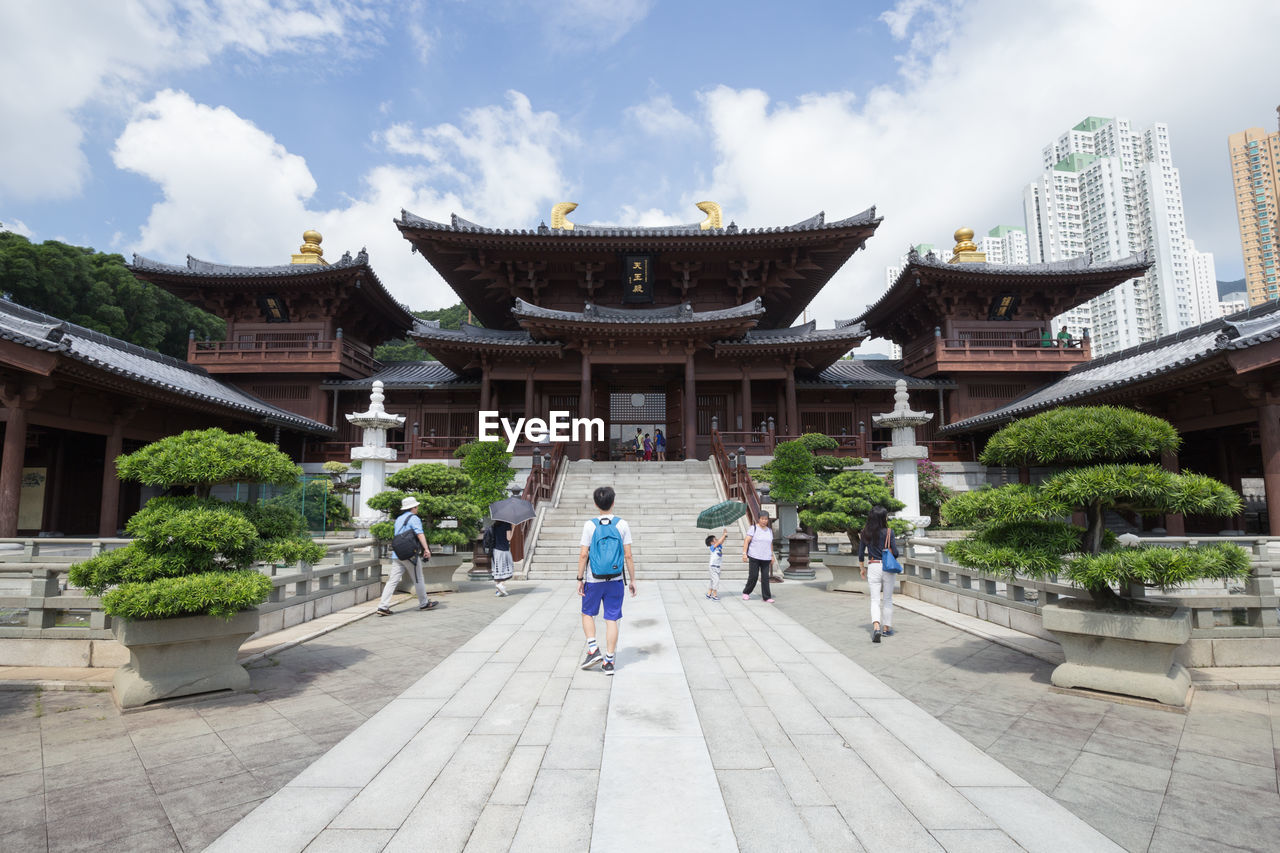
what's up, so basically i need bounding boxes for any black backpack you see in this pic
[482,525,495,554]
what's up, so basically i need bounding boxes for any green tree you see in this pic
[943,406,1249,608]
[455,441,515,510]
[801,470,906,545]
[374,302,476,361]
[367,463,482,547]
[69,432,323,620]
[0,232,223,358]
[264,479,352,532]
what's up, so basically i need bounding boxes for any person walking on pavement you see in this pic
[489,519,513,596]
[578,486,637,675]
[377,497,438,615]
[858,505,899,642]
[741,511,775,602]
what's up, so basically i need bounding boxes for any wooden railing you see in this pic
[710,430,763,524]
[189,338,380,374]
[510,443,565,561]
[306,435,483,462]
[904,336,1091,374]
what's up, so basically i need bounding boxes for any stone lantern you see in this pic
[346,380,405,536]
[873,380,934,531]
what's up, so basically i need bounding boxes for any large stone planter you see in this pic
[824,552,867,594]
[1042,600,1192,707]
[422,554,466,593]
[111,609,259,709]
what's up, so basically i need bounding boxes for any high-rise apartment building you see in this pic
[1023,116,1208,355]
[981,225,1029,264]
[1228,111,1280,305]
[1187,238,1220,320]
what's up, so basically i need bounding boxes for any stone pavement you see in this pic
[208,581,1122,853]
[0,582,519,853]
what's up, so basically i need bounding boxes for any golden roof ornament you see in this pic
[551,202,578,231]
[948,227,986,264]
[291,229,328,265]
[696,201,723,230]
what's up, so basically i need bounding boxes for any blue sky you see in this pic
[3,0,1279,340]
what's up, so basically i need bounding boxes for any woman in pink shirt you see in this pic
[741,511,775,602]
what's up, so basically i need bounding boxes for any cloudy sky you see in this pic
[2,0,1278,344]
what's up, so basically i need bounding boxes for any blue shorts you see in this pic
[581,580,625,621]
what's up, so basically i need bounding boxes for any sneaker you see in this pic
[708,594,720,602]
[581,648,603,669]
[882,627,894,637]
[872,628,881,643]
[375,607,393,617]
[418,601,439,611]
[602,659,615,676]
[742,593,750,600]
[764,598,775,603]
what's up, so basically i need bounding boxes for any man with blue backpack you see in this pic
[577,486,637,675]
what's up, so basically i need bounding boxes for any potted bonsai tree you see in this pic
[802,470,905,593]
[68,428,324,708]
[455,440,516,579]
[368,462,482,592]
[942,405,1248,705]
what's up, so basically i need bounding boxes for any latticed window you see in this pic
[547,394,580,417]
[609,391,665,421]
[696,395,728,433]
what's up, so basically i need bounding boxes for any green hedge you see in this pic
[100,571,275,621]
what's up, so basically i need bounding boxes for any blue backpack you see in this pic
[588,517,625,580]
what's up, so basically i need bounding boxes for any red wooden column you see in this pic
[0,405,29,537]
[684,346,697,460]
[479,357,491,414]
[524,369,535,420]
[1160,448,1185,536]
[1258,404,1280,536]
[99,420,125,537]
[740,369,752,434]
[579,346,592,460]
[784,360,798,437]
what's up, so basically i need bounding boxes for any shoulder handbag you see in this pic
[880,529,903,573]
[391,514,423,561]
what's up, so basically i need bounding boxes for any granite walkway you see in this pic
[208,581,1120,852]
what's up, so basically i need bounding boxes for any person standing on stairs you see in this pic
[578,486,637,675]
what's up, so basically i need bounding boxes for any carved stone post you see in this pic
[873,380,934,531]
[347,381,405,536]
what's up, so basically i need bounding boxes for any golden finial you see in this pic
[948,227,986,264]
[291,229,328,265]
[696,201,723,230]
[551,202,578,231]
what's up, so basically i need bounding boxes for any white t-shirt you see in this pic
[745,523,774,561]
[579,515,633,582]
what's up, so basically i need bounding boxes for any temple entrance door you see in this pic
[607,388,666,461]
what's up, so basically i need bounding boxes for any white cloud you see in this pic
[624,95,700,139]
[407,0,437,65]
[611,206,689,227]
[692,0,1280,329]
[0,218,34,238]
[0,0,365,202]
[113,89,574,309]
[536,0,653,50]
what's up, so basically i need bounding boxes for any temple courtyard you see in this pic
[1,575,1278,852]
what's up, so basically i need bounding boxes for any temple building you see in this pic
[8,200,1279,536]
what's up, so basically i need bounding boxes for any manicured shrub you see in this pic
[455,441,515,509]
[370,463,483,547]
[800,470,906,545]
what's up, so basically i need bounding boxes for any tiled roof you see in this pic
[0,299,333,433]
[512,298,765,324]
[408,322,556,347]
[943,301,1280,433]
[397,208,880,239]
[722,320,869,344]
[808,359,954,389]
[323,361,471,389]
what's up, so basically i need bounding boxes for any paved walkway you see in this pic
[208,581,1120,852]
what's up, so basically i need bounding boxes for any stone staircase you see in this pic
[527,460,747,581]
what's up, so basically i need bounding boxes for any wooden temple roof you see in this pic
[395,208,881,331]
[0,299,333,434]
[407,320,563,373]
[511,298,765,340]
[942,301,1280,434]
[712,318,869,370]
[857,248,1152,344]
[128,250,416,344]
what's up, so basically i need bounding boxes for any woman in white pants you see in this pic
[857,505,899,643]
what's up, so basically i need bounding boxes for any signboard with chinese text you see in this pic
[622,255,654,303]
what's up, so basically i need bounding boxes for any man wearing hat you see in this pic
[377,496,438,615]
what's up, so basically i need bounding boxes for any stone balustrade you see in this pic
[0,538,384,667]
[898,535,1280,667]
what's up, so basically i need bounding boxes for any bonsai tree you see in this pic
[455,441,515,509]
[322,460,360,518]
[757,438,817,504]
[68,428,324,620]
[942,406,1250,608]
[367,463,482,548]
[801,469,907,546]
[264,478,352,533]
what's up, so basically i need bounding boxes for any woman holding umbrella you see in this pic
[488,495,537,596]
